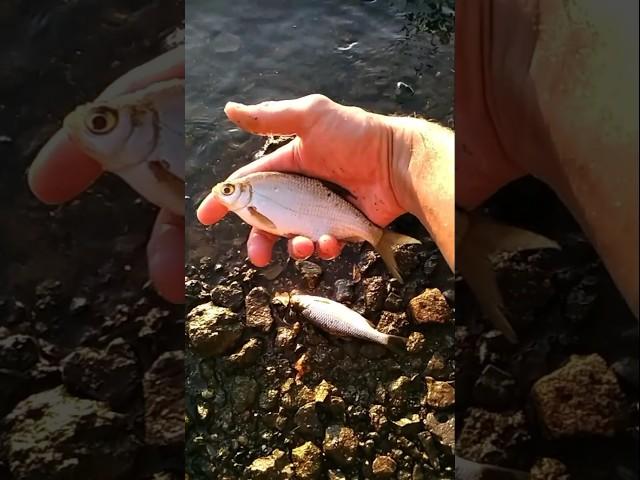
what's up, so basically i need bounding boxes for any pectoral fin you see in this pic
[247,206,277,230]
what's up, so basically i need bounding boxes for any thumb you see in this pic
[224,94,333,136]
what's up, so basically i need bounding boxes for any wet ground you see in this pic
[185,1,455,478]
[0,2,184,478]
[456,178,639,479]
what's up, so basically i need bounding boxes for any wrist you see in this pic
[383,115,455,268]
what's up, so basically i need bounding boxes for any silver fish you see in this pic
[212,172,421,282]
[277,293,407,352]
[63,79,184,216]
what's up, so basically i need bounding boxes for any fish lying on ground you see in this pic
[275,292,407,352]
[456,209,561,342]
[63,79,185,216]
[211,172,421,282]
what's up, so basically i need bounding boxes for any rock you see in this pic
[423,412,454,452]
[377,311,409,336]
[392,414,422,436]
[363,276,386,314]
[360,344,388,359]
[292,441,323,479]
[531,354,626,438]
[245,449,288,479]
[187,302,243,356]
[323,425,359,467]
[409,288,452,324]
[369,404,388,431]
[314,380,336,403]
[457,408,530,468]
[328,470,347,480]
[424,378,454,409]
[384,291,404,311]
[0,334,39,370]
[227,338,262,366]
[372,455,397,478]
[294,402,323,437]
[143,350,183,446]
[245,287,274,332]
[3,386,137,480]
[406,331,426,354]
[387,376,411,407]
[275,325,298,350]
[334,279,355,303]
[210,282,244,310]
[229,376,258,412]
[61,338,138,409]
[423,253,439,277]
[426,352,450,378]
[359,250,381,274]
[611,357,639,391]
[296,261,323,289]
[393,243,423,274]
[530,458,570,479]
[473,364,517,410]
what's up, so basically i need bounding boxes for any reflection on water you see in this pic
[186,0,453,260]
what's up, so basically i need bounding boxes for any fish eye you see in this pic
[221,184,235,196]
[85,107,118,134]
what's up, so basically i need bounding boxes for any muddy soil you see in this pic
[456,178,639,479]
[0,2,184,479]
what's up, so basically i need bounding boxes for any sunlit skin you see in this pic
[28,47,185,304]
[457,0,638,316]
[197,95,455,270]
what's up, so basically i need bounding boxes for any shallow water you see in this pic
[185,0,453,260]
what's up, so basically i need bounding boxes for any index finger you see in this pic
[28,47,185,204]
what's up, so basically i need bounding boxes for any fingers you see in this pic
[247,228,279,267]
[28,129,103,203]
[224,94,333,136]
[99,47,185,99]
[316,234,344,260]
[196,191,228,225]
[288,236,315,260]
[29,48,185,205]
[147,209,185,304]
[228,139,298,180]
[287,235,343,260]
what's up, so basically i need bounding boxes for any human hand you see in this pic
[197,94,427,267]
[28,47,185,304]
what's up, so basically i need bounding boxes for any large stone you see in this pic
[292,442,323,480]
[210,282,244,310]
[61,338,139,409]
[245,287,273,332]
[245,449,289,479]
[424,378,455,409]
[372,455,397,478]
[323,425,359,467]
[531,354,626,438]
[3,386,137,480]
[187,302,243,356]
[143,350,184,445]
[409,288,452,324]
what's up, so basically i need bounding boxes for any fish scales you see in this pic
[248,173,378,242]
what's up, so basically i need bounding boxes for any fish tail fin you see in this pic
[375,230,422,283]
[457,210,561,343]
[383,334,408,354]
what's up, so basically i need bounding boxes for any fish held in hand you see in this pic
[212,172,420,282]
[63,79,185,216]
[277,292,407,352]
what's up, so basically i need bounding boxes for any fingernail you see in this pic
[225,101,246,110]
